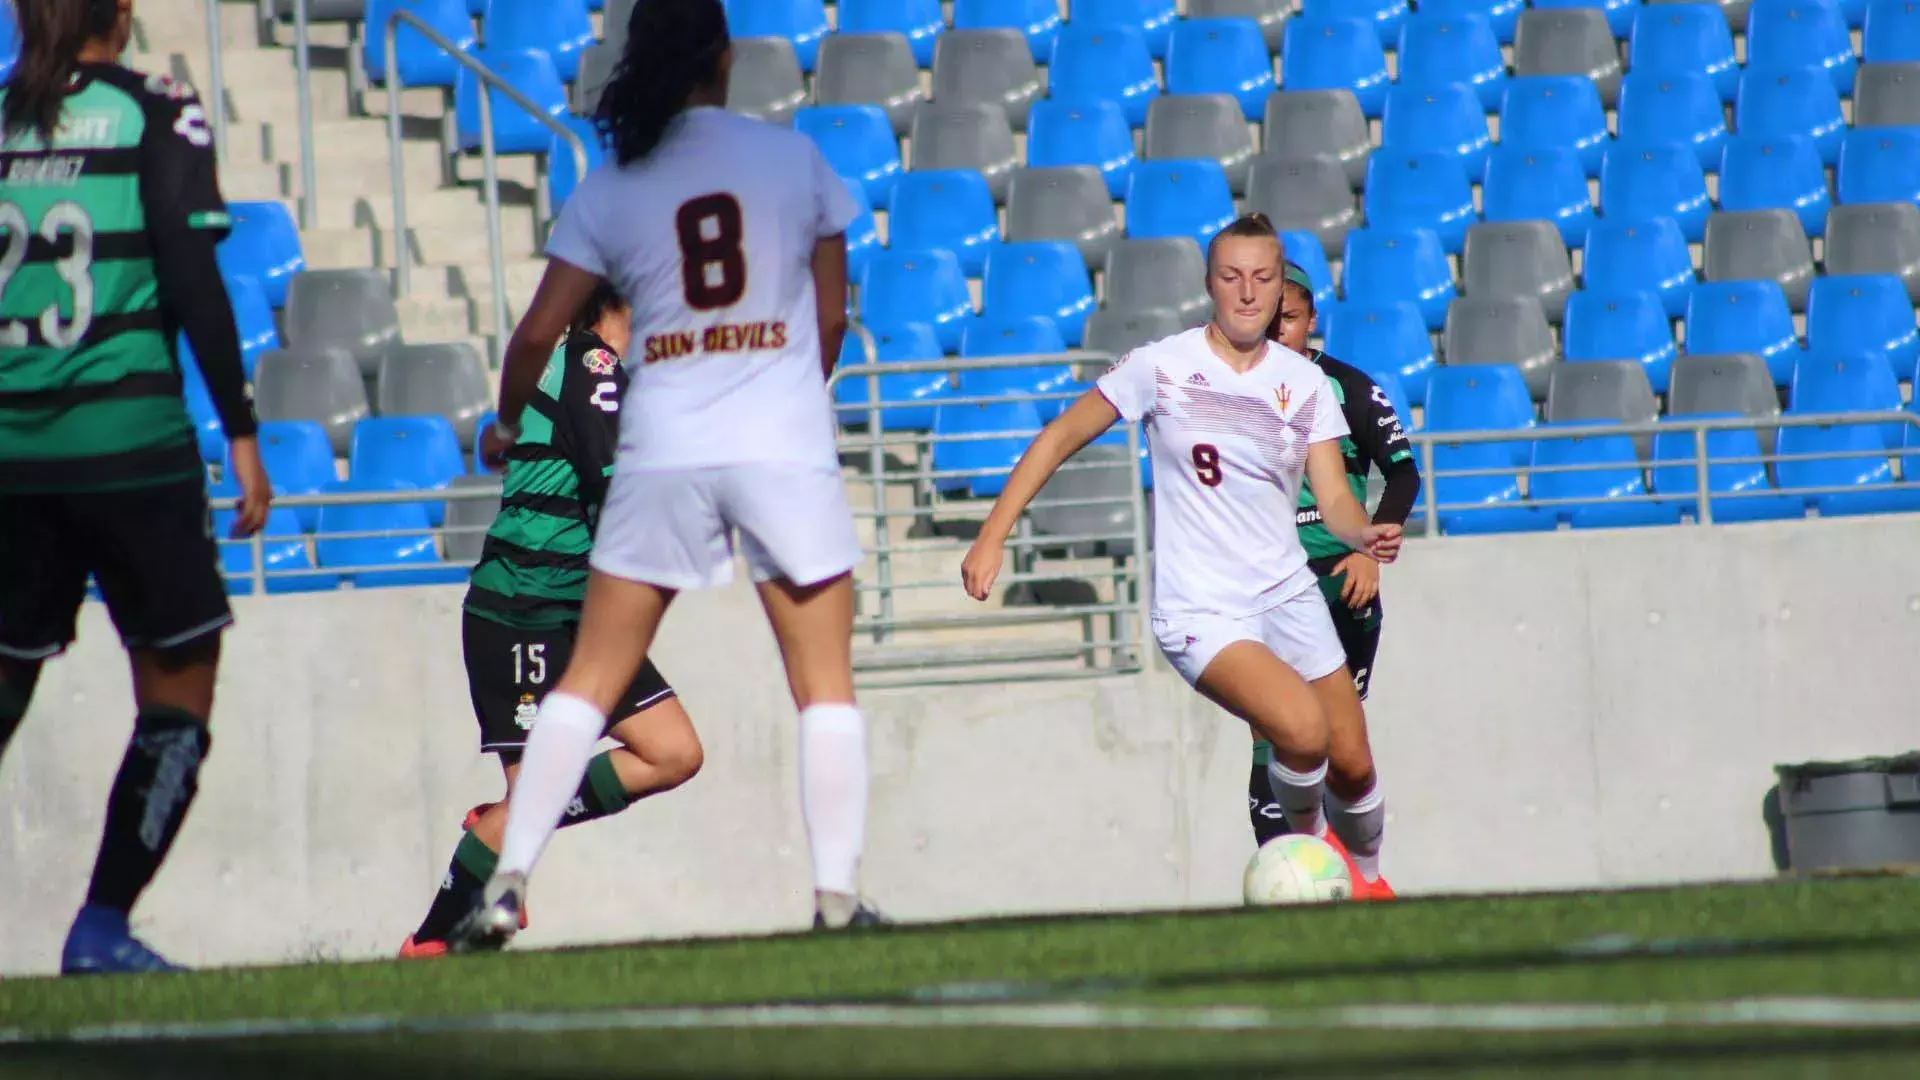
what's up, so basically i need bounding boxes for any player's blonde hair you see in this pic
[1205,212,1285,272]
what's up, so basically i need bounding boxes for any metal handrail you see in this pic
[293,0,315,228]
[383,9,592,364]
[201,0,228,159]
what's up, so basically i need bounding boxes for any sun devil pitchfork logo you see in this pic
[1274,384,1292,413]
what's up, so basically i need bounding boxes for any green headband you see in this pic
[1283,263,1314,293]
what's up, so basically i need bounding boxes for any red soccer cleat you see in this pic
[460,803,530,930]
[399,935,448,959]
[1319,829,1397,902]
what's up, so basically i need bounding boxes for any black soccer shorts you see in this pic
[461,611,676,755]
[0,478,232,662]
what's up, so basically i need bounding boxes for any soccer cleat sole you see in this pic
[450,902,521,954]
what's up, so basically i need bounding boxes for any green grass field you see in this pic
[5,875,1920,1078]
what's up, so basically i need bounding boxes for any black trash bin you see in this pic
[1774,753,1920,874]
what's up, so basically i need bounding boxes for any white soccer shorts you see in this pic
[590,464,863,591]
[1152,583,1347,688]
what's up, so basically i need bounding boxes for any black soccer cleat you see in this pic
[813,899,890,932]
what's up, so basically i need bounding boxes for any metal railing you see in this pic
[200,0,228,159]
[383,10,592,363]
[827,352,1152,690]
[208,482,500,595]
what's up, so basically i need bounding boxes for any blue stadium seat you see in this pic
[1650,415,1808,522]
[1747,0,1860,96]
[1278,230,1338,310]
[1736,66,1847,166]
[725,0,830,72]
[1837,126,1920,205]
[224,273,281,369]
[1617,71,1729,174]
[1791,350,1909,450]
[1499,75,1609,178]
[362,0,475,89]
[1421,364,1552,534]
[1582,217,1697,318]
[315,479,469,587]
[889,170,1001,277]
[1165,18,1275,121]
[1026,99,1136,199]
[1719,134,1833,237]
[842,178,881,283]
[1362,147,1477,254]
[860,248,975,352]
[1839,0,1872,27]
[1807,274,1920,373]
[454,48,569,154]
[1629,3,1740,103]
[218,202,305,310]
[1866,0,1920,62]
[1320,300,1438,402]
[1381,82,1494,179]
[838,0,945,66]
[982,241,1097,347]
[348,415,465,529]
[833,322,950,431]
[931,396,1048,497]
[1530,0,1638,37]
[1562,290,1679,393]
[0,4,16,84]
[1481,145,1595,249]
[1396,12,1509,111]
[1301,0,1409,48]
[1687,280,1805,387]
[1778,354,1920,515]
[954,0,1062,64]
[1281,17,1391,119]
[1343,227,1457,331]
[1530,424,1684,529]
[1074,0,1181,58]
[1599,141,1713,243]
[250,420,337,532]
[209,478,334,595]
[484,0,593,82]
[1415,0,1525,45]
[545,116,606,219]
[794,105,902,204]
[1048,23,1161,127]
[1125,159,1238,250]
[957,316,1076,419]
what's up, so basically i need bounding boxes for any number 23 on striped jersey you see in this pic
[0,200,95,349]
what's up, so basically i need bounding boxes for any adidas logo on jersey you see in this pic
[1187,372,1209,387]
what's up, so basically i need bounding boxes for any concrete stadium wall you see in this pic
[3,516,1918,975]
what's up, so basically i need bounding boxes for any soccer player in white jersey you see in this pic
[961,215,1403,898]
[451,0,881,949]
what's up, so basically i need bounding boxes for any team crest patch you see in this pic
[143,73,197,101]
[1274,384,1292,413]
[582,348,619,375]
[514,693,539,730]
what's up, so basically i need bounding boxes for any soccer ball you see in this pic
[1243,834,1354,906]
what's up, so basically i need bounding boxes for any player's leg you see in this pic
[1320,595,1391,896]
[1246,737,1292,847]
[726,463,878,930]
[0,493,79,767]
[1193,641,1334,839]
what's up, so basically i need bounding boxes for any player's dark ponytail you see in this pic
[595,0,729,167]
[569,279,625,337]
[3,0,115,144]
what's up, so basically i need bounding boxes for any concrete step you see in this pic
[219,161,289,201]
[396,296,485,345]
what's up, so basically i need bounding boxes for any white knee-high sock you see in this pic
[798,703,868,895]
[496,692,605,879]
[1326,783,1386,883]
[1267,758,1328,839]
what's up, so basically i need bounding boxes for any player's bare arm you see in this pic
[811,234,849,381]
[486,257,604,469]
[1305,441,1401,564]
[961,389,1121,601]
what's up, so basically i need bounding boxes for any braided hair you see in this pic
[594,0,730,166]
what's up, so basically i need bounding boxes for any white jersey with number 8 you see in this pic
[1096,327,1349,620]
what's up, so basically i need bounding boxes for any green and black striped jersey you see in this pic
[1294,349,1422,569]
[0,64,247,493]
[465,331,627,630]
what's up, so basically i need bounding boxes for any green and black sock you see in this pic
[83,706,211,914]
[414,830,498,944]
[558,752,630,829]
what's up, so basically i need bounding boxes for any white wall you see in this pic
[4,516,1918,975]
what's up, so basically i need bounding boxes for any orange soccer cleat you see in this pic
[399,935,448,959]
[462,803,531,930]
[1319,829,1397,902]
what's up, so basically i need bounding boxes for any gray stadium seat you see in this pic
[1145,95,1258,195]
[443,474,500,565]
[909,103,1020,202]
[1546,360,1660,459]
[1462,222,1575,324]
[1441,296,1560,400]
[285,269,402,377]
[932,29,1043,131]
[575,43,618,116]
[1103,239,1212,329]
[1854,63,1920,129]
[725,37,808,127]
[1245,155,1359,261]
[1031,445,1142,559]
[272,0,364,19]
[1188,0,1291,51]
[1667,352,1781,455]
[1823,203,1920,303]
[1005,166,1122,271]
[1081,307,1186,376]
[1262,90,1370,188]
[375,342,493,448]
[1514,9,1623,107]
[1646,0,1749,31]
[253,347,370,457]
[815,33,924,136]
[1703,210,1816,311]
[603,0,639,49]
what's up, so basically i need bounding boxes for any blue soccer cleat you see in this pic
[61,906,184,976]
